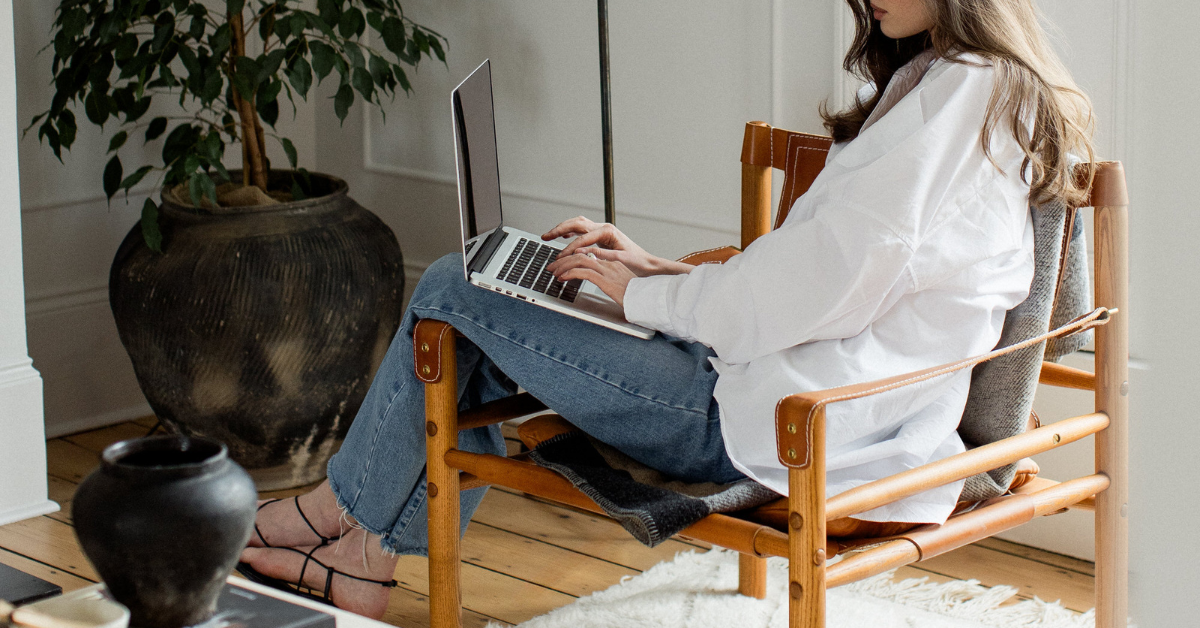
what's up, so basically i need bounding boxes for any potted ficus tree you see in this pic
[30,0,448,489]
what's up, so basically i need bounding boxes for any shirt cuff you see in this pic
[622,274,678,333]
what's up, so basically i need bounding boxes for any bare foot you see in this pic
[248,481,348,548]
[240,528,399,619]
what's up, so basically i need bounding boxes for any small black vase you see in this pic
[72,436,257,628]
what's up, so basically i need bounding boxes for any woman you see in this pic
[239,0,1096,618]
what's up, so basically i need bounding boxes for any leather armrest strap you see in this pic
[776,307,1113,468]
[414,319,458,384]
[677,246,741,266]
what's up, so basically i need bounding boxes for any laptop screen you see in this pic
[452,60,504,244]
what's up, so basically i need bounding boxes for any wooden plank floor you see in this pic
[0,421,1096,626]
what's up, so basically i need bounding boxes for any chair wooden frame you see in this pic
[415,121,1129,628]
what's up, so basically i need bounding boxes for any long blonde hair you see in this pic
[822,0,1096,207]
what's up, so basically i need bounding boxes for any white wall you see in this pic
[0,0,55,526]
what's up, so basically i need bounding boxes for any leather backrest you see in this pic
[740,122,833,229]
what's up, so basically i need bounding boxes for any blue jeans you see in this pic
[327,254,743,555]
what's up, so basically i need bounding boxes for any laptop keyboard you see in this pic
[497,238,582,302]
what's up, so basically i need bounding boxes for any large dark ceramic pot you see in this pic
[110,172,404,490]
[73,436,257,628]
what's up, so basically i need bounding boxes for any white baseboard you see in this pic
[0,500,60,528]
[45,402,155,439]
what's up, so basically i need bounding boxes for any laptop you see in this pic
[452,60,654,339]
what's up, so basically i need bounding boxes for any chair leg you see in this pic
[787,407,827,628]
[426,327,463,628]
[1094,198,1130,628]
[738,554,768,599]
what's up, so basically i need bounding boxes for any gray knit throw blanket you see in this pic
[530,202,1091,545]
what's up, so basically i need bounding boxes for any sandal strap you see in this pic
[275,546,398,607]
[293,496,339,546]
[253,499,283,548]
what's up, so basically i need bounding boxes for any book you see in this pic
[197,583,337,628]
[0,562,62,606]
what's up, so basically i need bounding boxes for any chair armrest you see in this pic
[775,307,1113,469]
[677,246,741,266]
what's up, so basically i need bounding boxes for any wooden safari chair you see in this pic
[414,121,1130,628]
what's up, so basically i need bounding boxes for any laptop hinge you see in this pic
[468,228,508,276]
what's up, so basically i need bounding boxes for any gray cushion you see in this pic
[958,200,1090,502]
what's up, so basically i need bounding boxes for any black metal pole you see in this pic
[597,0,615,224]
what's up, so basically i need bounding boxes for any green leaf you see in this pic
[280,137,297,168]
[209,24,232,57]
[108,130,128,153]
[338,7,365,39]
[125,97,151,123]
[233,55,261,99]
[286,56,312,98]
[258,98,279,127]
[201,69,223,103]
[289,13,306,38]
[343,42,365,68]
[39,120,61,161]
[310,41,336,82]
[259,9,276,42]
[257,79,282,106]
[84,90,109,126]
[380,17,406,57]
[226,0,245,15]
[60,7,88,39]
[333,83,353,123]
[114,34,139,62]
[429,38,446,64]
[366,10,383,31]
[177,46,200,75]
[351,67,374,102]
[317,0,340,25]
[104,155,123,201]
[120,165,154,192]
[145,117,169,142]
[152,12,175,52]
[162,123,200,166]
[368,54,389,86]
[258,49,286,83]
[56,110,77,150]
[201,131,223,163]
[188,171,217,207]
[189,15,206,40]
[141,199,163,252]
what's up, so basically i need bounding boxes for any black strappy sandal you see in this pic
[253,496,341,548]
[235,546,397,607]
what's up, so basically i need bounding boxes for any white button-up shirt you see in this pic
[623,53,1035,523]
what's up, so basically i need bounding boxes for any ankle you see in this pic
[300,481,354,538]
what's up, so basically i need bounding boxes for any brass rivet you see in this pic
[421,342,430,353]
[789,513,803,530]
[1053,433,1061,444]
[787,422,796,434]
[426,421,438,437]
[787,448,797,460]
[789,581,803,599]
[422,364,431,376]
[813,548,826,565]
[428,482,439,498]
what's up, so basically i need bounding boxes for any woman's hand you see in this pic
[542,217,693,277]
[548,252,638,307]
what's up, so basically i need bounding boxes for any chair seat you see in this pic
[515,414,1041,541]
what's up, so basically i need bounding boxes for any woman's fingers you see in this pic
[550,253,634,306]
[542,216,596,241]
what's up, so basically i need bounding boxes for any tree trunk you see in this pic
[228,11,269,191]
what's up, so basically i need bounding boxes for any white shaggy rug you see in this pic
[496,549,1095,628]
